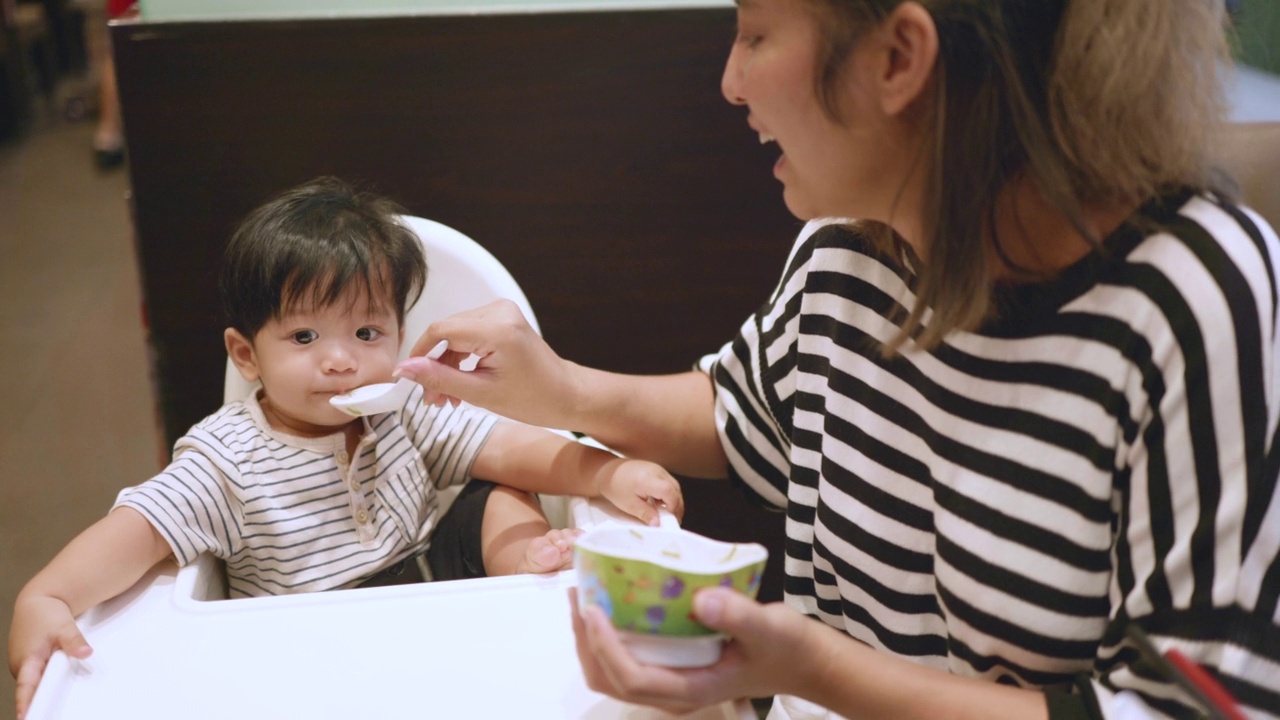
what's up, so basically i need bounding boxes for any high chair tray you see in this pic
[26,499,754,720]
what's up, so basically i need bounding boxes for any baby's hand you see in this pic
[9,595,92,720]
[518,527,583,574]
[598,459,685,527]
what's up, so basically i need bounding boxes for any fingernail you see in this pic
[694,590,725,624]
[587,605,610,629]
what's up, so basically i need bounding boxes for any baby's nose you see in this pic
[321,344,358,372]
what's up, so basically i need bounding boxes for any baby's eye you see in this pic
[356,327,383,342]
[292,330,318,345]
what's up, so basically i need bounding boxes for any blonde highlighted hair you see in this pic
[805,0,1233,351]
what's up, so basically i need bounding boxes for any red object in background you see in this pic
[1163,648,1250,720]
[1125,624,1250,720]
[106,0,137,19]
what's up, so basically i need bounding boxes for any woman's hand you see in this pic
[569,585,822,716]
[572,583,1053,720]
[9,594,92,720]
[396,300,579,429]
[399,300,727,478]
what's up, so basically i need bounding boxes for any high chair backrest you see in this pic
[222,215,539,404]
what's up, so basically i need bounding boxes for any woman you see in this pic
[395,0,1280,717]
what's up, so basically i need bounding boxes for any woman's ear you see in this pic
[225,328,261,383]
[874,1,939,116]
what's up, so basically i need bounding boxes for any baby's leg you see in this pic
[481,485,582,576]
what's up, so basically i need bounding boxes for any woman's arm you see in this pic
[565,367,727,478]
[398,300,729,478]
[9,507,173,719]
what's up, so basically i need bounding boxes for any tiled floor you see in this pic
[0,108,162,719]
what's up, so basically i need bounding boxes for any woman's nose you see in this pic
[721,42,748,106]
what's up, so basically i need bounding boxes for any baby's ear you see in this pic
[224,328,261,382]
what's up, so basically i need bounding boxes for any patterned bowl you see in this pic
[574,525,767,667]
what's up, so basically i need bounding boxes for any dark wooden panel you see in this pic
[113,10,797,599]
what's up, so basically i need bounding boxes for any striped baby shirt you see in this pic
[116,384,496,598]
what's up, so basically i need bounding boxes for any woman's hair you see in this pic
[804,0,1233,351]
[220,176,427,339]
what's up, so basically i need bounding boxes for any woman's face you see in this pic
[722,0,915,224]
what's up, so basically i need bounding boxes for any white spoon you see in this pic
[657,508,681,531]
[646,499,684,558]
[647,497,681,531]
[329,340,448,417]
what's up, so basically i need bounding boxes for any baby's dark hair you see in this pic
[220,177,427,339]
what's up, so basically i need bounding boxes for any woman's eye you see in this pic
[735,25,762,49]
[356,327,383,342]
[292,330,318,345]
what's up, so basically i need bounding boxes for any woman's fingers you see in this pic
[569,589,722,715]
[569,589,617,694]
[407,299,529,358]
[397,299,576,428]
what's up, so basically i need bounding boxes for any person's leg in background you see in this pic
[90,0,134,169]
[92,51,122,167]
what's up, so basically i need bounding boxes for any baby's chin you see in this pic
[264,406,361,439]
[316,410,364,432]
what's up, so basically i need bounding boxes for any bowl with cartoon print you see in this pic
[574,524,767,667]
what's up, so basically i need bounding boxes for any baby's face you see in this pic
[251,290,402,437]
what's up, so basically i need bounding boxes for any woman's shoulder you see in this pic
[1095,190,1280,348]
[783,218,909,283]
[1130,190,1276,256]
[802,218,878,251]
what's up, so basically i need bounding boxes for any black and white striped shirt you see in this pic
[703,192,1280,719]
[116,385,495,598]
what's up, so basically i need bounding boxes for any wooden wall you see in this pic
[113,9,801,599]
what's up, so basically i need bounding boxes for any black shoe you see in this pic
[94,145,125,170]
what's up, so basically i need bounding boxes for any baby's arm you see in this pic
[470,421,684,526]
[8,507,172,719]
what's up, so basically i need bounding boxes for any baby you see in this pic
[8,177,683,719]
